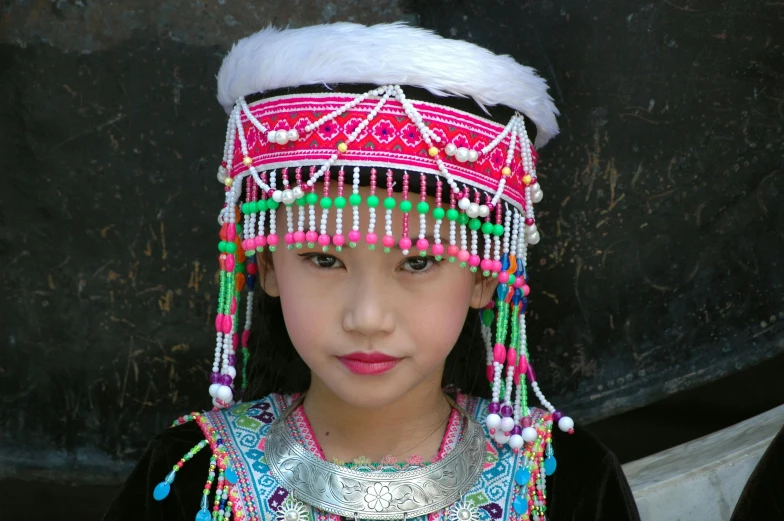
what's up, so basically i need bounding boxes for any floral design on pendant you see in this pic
[449,500,479,521]
[275,496,309,521]
[365,482,393,512]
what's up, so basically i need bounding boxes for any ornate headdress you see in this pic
[209,22,575,448]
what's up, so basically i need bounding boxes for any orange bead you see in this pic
[235,273,245,292]
[219,223,228,241]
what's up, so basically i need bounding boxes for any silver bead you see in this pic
[275,130,289,145]
[456,147,470,163]
[467,149,479,162]
[445,143,458,156]
[287,129,300,142]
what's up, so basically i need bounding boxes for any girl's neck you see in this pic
[301,375,453,463]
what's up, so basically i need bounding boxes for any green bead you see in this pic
[257,200,268,212]
[417,201,430,214]
[458,213,470,225]
[218,242,226,253]
[493,224,505,237]
[481,222,494,235]
[350,193,363,206]
[235,263,245,273]
[384,197,396,209]
[469,218,482,231]
[507,274,516,286]
[446,208,459,221]
[241,203,250,214]
[469,266,478,273]
[269,246,276,252]
[306,192,318,205]
[225,242,237,253]
[368,244,376,250]
[319,197,333,209]
[449,257,456,263]
[296,196,306,206]
[267,199,280,210]
[399,200,413,213]
[334,196,347,209]
[366,195,379,207]
[482,309,494,326]
[483,270,490,277]
[433,207,445,220]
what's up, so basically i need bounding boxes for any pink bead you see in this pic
[225,254,235,272]
[498,272,509,283]
[226,226,236,241]
[294,230,306,243]
[241,330,251,347]
[232,332,239,349]
[230,296,237,314]
[493,343,506,365]
[399,237,412,250]
[267,234,279,246]
[416,238,429,251]
[486,365,494,383]
[468,255,481,267]
[492,260,502,273]
[457,250,470,262]
[305,231,318,243]
[480,259,493,272]
[350,230,362,242]
[332,234,345,246]
[222,315,233,334]
[241,239,251,250]
[525,218,534,225]
[506,347,517,365]
[318,234,330,246]
[254,236,267,248]
[382,235,396,248]
[246,263,258,275]
[513,277,525,289]
[447,245,460,257]
[285,232,295,245]
[432,243,445,256]
[516,356,529,381]
[364,232,376,244]
[215,314,224,332]
[484,300,495,309]
[456,191,464,199]
[523,284,530,296]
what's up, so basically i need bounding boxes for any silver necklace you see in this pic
[266,396,486,520]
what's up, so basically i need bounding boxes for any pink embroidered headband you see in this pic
[207,23,574,451]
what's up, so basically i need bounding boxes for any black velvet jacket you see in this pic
[102,418,641,521]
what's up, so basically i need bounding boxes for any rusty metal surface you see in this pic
[1,0,782,483]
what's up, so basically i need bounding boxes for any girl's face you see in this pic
[261,186,496,409]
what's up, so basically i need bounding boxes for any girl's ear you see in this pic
[469,270,499,309]
[257,254,281,297]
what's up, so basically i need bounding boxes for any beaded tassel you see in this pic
[383,169,395,252]
[256,172,268,251]
[318,168,332,251]
[306,166,318,247]
[447,189,458,262]
[350,167,361,248]
[334,168,346,251]
[295,167,306,248]
[282,168,296,249]
[400,171,412,255]
[268,170,279,251]
[365,168,378,249]
[433,178,444,259]
[469,188,481,272]
[416,173,429,255]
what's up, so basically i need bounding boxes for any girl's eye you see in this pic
[302,254,344,269]
[399,256,439,273]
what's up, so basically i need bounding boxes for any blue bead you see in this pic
[153,481,171,501]
[225,466,238,484]
[196,510,211,521]
[496,285,508,299]
[247,275,256,290]
[501,254,510,271]
[515,467,531,485]
[544,455,557,476]
[513,496,529,515]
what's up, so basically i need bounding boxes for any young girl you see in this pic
[103,23,640,521]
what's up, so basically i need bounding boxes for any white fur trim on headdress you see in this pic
[217,22,559,148]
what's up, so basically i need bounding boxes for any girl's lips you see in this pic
[338,352,401,375]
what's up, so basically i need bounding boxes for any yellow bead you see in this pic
[522,174,532,185]
[428,146,439,157]
[337,142,348,153]
[501,166,512,177]
[224,177,234,187]
[243,156,252,166]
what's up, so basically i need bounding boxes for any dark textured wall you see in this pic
[1,0,782,486]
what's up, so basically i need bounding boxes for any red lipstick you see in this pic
[338,352,401,375]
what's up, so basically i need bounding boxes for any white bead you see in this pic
[558,416,575,432]
[486,413,501,430]
[445,143,457,156]
[287,129,299,142]
[525,224,537,234]
[267,131,277,143]
[272,190,283,203]
[226,366,237,379]
[217,167,228,183]
[456,147,470,163]
[467,203,480,219]
[292,186,304,199]
[500,416,515,432]
[468,149,479,162]
[494,430,511,444]
[281,190,295,205]
[275,130,289,145]
[209,383,220,398]
[508,434,524,450]
[527,231,540,245]
[522,427,538,442]
[478,205,490,218]
[216,385,233,403]
[458,197,471,211]
[532,189,543,203]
